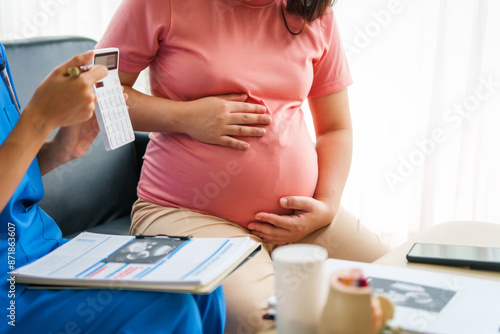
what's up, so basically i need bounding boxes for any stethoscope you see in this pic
[0,53,21,114]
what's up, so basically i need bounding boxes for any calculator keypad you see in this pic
[95,79,135,150]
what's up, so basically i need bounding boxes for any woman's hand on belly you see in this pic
[180,93,271,150]
[247,196,336,245]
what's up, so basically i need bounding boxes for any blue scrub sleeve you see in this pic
[2,286,225,334]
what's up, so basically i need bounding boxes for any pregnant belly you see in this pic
[137,115,318,227]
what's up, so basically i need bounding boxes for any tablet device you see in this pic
[406,243,500,271]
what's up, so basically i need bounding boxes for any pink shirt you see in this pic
[98,0,352,227]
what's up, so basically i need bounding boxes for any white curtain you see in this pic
[0,0,122,42]
[331,0,500,246]
[1,0,499,246]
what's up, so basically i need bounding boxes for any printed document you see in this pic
[13,232,260,294]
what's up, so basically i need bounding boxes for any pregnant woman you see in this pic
[98,0,390,332]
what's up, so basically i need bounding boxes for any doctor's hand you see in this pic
[24,50,107,132]
[248,197,336,245]
[49,87,128,164]
[181,93,272,150]
[29,51,110,174]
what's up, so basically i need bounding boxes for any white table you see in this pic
[259,220,500,333]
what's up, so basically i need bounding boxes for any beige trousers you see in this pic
[131,199,390,334]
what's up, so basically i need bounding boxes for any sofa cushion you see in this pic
[39,138,140,237]
[65,214,133,239]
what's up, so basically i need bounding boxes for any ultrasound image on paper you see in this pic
[103,238,185,264]
[368,277,457,313]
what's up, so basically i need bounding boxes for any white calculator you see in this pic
[92,48,135,151]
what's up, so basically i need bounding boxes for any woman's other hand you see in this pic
[248,196,336,245]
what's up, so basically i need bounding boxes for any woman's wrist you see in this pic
[169,100,192,135]
[313,195,340,227]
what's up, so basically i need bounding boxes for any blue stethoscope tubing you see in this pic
[0,52,21,114]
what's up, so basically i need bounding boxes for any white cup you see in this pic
[272,244,328,334]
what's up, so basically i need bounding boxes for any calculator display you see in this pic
[94,52,118,70]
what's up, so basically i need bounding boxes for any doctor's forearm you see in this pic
[0,107,52,211]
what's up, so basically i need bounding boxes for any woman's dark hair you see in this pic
[283,0,335,35]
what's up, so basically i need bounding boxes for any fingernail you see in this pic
[280,198,288,206]
[248,224,254,230]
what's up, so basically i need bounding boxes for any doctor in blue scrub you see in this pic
[0,44,225,333]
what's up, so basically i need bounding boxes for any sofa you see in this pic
[3,35,149,237]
